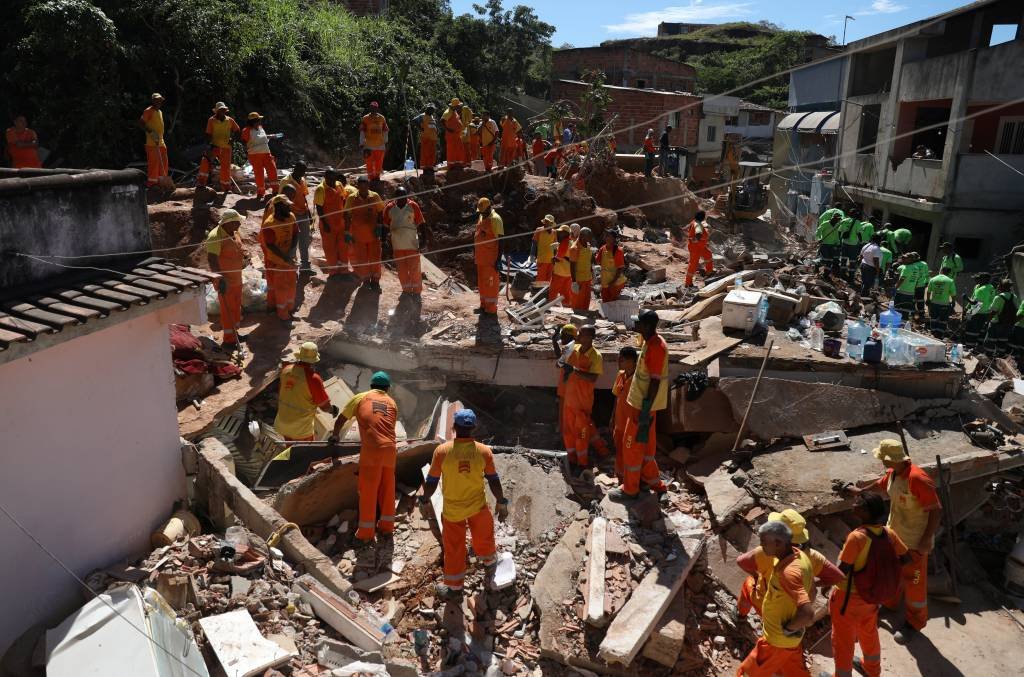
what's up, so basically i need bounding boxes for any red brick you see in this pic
[553,47,696,93]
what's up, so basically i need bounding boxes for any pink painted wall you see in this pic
[0,296,202,653]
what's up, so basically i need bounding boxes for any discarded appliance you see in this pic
[722,289,768,333]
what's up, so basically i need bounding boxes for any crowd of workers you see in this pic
[815,202,1023,356]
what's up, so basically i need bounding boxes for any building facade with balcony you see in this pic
[836,0,1024,269]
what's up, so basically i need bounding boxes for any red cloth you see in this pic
[170,324,242,379]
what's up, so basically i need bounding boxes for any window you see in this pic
[989,24,1018,47]
[857,104,881,153]
[725,116,739,126]
[670,111,681,128]
[953,237,983,259]
[706,125,717,142]
[636,79,647,89]
[997,117,1024,155]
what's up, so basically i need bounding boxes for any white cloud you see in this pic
[604,1,754,35]
[856,0,907,16]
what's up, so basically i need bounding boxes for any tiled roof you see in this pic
[0,257,215,351]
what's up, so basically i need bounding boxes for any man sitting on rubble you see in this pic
[735,509,842,621]
[736,520,817,677]
[844,439,942,644]
[419,409,509,600]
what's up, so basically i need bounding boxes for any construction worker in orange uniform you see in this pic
[597,229,627,302]
[562,325,603,474]
[611,346,638,480]
[736,521,816,677]
[474,197,504,315]
[280,160,311,271]
[360,101,389,182]
[274,342,335,442]
[205,209,246,351]
[241,112,280,199]
[442,98,465,168]
[460,103,475,163]
[530,214,557,283]
[419,408,509,600]
[5,115,42,169]
[823,493,910,677]
[735,509,843,619]
[844,438,942,644]
[139,94,168,186]
[467,116,482,166]
[549,226,573,303]
[314,168,351,277]
[261,196,299,320]
[552,323,577,436]
[499,109,522,167]
[478,112,499,172]
[609,310,668,500]
[205,102,240,192]
[414,103,439,173]
[569,226,595,311]
[685,209,714,287]
[383,186,426,297]
[344,176,385,290]
[331,371,399,542]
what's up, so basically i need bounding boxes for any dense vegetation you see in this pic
[0,0,553,169]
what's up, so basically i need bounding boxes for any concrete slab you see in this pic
[533,515,588,661]
[702,467,754,528]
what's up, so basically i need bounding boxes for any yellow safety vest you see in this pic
[552,241,571,277]
[887,471,930,548]
[273,364,319,439]
[627,335,669,411]
[572,244,594,282]
[761,549,814,649]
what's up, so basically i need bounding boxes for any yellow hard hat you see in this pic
[218,208,242,225]
[542,214,556,225]
[477,197,491,212]
[561,323,578,336]
[768,509,809,545]
[450,97,462,106]
[269,194,292,207]
[247,111,263,121]
[873,438,908,462]
[293,342,320,364]
[556,224,571,234]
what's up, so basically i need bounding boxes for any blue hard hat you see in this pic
[453,409,477,428]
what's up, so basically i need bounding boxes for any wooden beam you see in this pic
[583,517,608,627]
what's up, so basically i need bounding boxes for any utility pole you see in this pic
[842,15,856,46]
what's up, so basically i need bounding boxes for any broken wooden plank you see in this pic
[353,570,402,593]
[583,516,608,627]
[597,535,706,666]
[420,254,449,286]
[680,292,726,322]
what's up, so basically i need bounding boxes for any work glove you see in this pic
[495,498,509,521]
[217,278,227,295]
[571,282,580,294]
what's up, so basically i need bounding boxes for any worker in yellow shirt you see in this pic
[460,102,475,165]
[414,103,439,173]
[474,197,504,314]
[274,343,335,442]
[478,112,499,172]
[343,176,386,289]
[569,226,595,311]
[205,209,246,350]
[441,98,465,169]
[331,371,399,542]
[313,167,351,277]
[562,325,603,473]
[138,93,168,187]
[549,225,573,303]
[530,214,557,283]
[499,109,522,167]
[419,409,509,600]
[205,102,240,192]
[260,196,299,320]
[597,229,627,302]
[359,101,389,182]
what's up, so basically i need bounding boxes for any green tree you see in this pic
[578,69,612,138]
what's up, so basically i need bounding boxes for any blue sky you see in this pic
[450,0,972,46]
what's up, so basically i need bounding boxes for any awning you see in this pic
[819,111,841,134]
[797,111,838,133]
[776,112,808,131]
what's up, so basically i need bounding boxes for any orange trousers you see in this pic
[571,281,592,311]
[477,263,500,313]
[601,280,625,302]
[883,549,928,630]
[737,637,809,677]
[500,143,516,167]
[738,575,765,617]
[446,134,464,166]
[420,139,437,169]
[249,152,278,197]
[395,249,422,293]
[217,276,242,344]
[621,408,666,495]
[355,459,396,540]
[549,274,572,303]
[686,243,714,285]
[481,143,496,171]
[830,588,881,677]
[267,267,297,319]
[613,423,625,478]
[145,145,168,185]
[536,261,553,283]
[442,506,497,591]
[319,218,349,275]
[214,147,232,190]
[563,405,594,466]
[352,240,382,281]
[366,149,385,180]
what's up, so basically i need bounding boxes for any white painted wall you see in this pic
[0,297,202,654]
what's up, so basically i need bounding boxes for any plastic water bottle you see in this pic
[949,343,962,365]
[365,608,398,643]
[734,276,743,289]
[404,157,415,171]
[879,301,902,330]
[810,322,824,351]
[846,319,869,361]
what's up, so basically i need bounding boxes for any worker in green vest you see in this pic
[879,225,912,255]
[838,207,863,279]
[879,244,894,293]
[860,215,877,244]
[1010,298,1024,361]
[815,212,843,274]
[893,254,919,317]
[962,272,995,347]
[910,254,930,317]
[818,202,845,228]
[937,242,964,279]
[985,279,1017,356]
[925,266,956,338]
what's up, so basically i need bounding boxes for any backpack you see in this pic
[841,527,901,611]
[996,292,1017,326]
